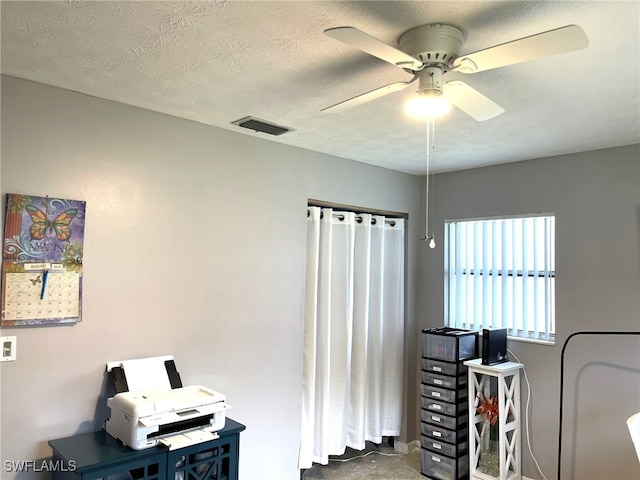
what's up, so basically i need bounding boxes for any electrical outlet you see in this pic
[0,336,17,362]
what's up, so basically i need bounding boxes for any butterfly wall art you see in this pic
[25,204,78,242]
[1,194,86,326]
[3,194,85,263]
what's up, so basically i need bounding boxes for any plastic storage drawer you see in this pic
[422,328,478,362]
[421,410,468,430]
[421,422,468,445]
[421,436,469,458]
[421,371,468,389]
[421,397,467,417]
[421,449,469,480]
[422,358,468,376]
[421,384,468,403]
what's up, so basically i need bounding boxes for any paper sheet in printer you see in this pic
[107,354,176,392]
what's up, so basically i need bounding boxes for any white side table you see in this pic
[464,359,523,480]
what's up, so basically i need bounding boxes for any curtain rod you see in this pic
[307,199,406,219]
[307,209,397,227]
[332,213,397,227]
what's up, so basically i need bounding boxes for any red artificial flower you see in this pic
[476,394,499,425]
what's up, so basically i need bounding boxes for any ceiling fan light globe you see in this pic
[405,95,451,118]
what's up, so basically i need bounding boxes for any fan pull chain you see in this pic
[423,116,436,248]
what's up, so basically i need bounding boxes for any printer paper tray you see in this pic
[159,428,220,450]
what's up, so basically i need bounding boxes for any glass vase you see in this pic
[479,420,500,477]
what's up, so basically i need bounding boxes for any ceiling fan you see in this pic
[322,23,588,121]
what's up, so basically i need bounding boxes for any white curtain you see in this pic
[299,206,405,469]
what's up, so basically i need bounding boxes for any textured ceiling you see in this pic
[1,1,639,175]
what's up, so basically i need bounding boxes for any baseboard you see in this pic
[394,439,420,454]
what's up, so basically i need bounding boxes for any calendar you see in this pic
[2,194,85,326]
[3,268,80,321]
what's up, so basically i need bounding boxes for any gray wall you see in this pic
[419,146,640,479]
[2,74,638,480]
[0,75,421,479]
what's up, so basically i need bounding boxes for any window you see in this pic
[445,214,555,344]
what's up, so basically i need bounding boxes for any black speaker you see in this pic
[482,328,508,365]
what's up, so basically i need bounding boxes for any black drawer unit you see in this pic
[420,328,478,480]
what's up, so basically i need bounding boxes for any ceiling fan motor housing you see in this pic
[399,24,465,96]
[399,24,464,69]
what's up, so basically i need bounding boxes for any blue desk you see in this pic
[48,418,246,480]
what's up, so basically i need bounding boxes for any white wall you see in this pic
[0,75,421,480]
[419,146,640,480]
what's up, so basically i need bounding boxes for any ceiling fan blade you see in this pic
[452,25,589,74]
[325,27,423,71]
[322,80,415,113]
[444,81,505,121]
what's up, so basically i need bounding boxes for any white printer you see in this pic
[105,355,229,450]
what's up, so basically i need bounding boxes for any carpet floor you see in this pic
[301,443,423,480]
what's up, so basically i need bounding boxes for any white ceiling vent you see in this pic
[231,116,295,136]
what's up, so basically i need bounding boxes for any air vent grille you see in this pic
[231,116,295,136]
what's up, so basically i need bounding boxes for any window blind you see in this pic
[445,214,555,343]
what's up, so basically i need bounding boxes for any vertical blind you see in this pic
[445,214,555,343]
